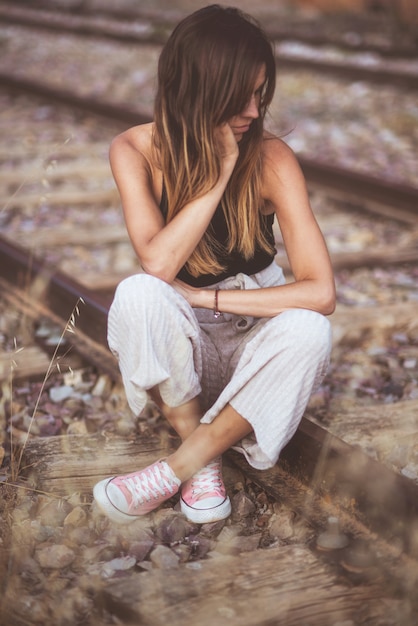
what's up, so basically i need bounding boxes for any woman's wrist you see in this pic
[193,288,221,313]
[213,288,222,318]
[221,154,238,176]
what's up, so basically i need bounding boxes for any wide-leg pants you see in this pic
[107,262,332,470]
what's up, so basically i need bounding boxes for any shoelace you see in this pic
[122,464,175,505]
[190,460,222,495]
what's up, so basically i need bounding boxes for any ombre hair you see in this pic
[153,4,276,277]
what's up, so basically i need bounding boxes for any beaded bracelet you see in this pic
[213,289,222,318]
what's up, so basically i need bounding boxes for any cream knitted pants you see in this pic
[107,262,332,470]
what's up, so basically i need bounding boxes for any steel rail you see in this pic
[0,235,110,345]
[275,55,418,90]
[1,4,418,89]
[300,159,418,218]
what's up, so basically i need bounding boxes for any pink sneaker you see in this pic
[93,460,181,524]
[180,457,231,524]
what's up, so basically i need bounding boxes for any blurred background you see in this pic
[1,6,418,623]
[2,0,418,186]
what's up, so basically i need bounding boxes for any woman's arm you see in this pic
[110,123,238,283]
[175,138,336,317]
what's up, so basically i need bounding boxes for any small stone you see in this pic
[101,556,136,578]
[64,506,87,527]
[16,556,43,583]
[401,464,418,480]
[149,545,180,569]
[37,498,73,526]
[171,543,193,563]
[114,521,155,544]
[128,538,155,562]
[215,532,260,555]
[185,561,203,570]
[62,397,85,417]
[66,493,83,507]
[381,381,404,398]
[269,509,295,540]
[152,507,179,525]
[35,544,76,569]
[82,543,118,564]
[66,419,89,435]
[187,534,214,559]
[7,591,45,623]
[199,519,227,538]
[66,526,93,546]
[231,491,256,521]
[155,514,191,544]
[49,386,75,403]
[37,414,63,436]
[216,526,240,545]
[63,369,85,387]
[91,374,113,397]
[12,505,32,525]
[45,334,68,349]
[386,445,410,467]
[114,414,136,436]
[52,587,94,623]
[28,520,56,543]
[256,513,271,528]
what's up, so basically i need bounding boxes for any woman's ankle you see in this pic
[150,390,203,440]
[165,452,202,483]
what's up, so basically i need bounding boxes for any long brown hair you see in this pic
[153,4,276,277]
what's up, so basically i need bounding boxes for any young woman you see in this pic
[93,4,335,525]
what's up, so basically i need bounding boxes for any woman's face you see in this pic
[228,65,266,141]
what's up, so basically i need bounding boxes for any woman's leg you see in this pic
[168,308,331,478]
[167,403,252,481]
[94,273,231,523]
[201,308,332,469]
[107,273,209,427]
[149,387,203,440]
[95,273,331,524]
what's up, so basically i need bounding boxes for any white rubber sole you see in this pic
[180,495,231,524]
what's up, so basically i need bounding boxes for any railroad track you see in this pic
[1,2,418,88]
[1,0,417,57]
[1,222,418,624]
[1,53,418,626]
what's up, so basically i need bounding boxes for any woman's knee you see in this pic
[271,309,332,357]
[109,274,176,333]
[113,273,169,309]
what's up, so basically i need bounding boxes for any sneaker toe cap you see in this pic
[106,481,130,510]
[94,478,127,512]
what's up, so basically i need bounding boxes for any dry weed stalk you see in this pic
[9,297,85,482]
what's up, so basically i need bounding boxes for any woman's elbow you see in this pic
[140,258,176,284]
[319,282,336,316]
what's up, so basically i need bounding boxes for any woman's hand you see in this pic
[173,279,215,311]
[214,123,239,165]
[172,279,200,307]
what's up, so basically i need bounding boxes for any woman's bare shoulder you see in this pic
[261,132,306,203]
[109,122,155,165]
[262,131,296,164]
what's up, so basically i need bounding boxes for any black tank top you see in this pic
[160,184,276,287]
